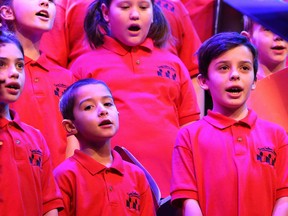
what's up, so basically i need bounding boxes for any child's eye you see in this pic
[104,102,114,107]
[0,61,6,68]
[218,65,229,71]
[119,3,130,9]
[16,62,24,70]
[240,65,252,71]
[84,105,94,111]
[139,3,150,9]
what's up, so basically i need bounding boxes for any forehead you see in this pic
[74,84,111,100]
[0,43,23,58]
[212,45,253,63]
[111,0,152,4]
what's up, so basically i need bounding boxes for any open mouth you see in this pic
[226,87,243,93]
[271,45,285,50]
[128,24,140,32]
[36,10,49,18]
[99,119,112,126]
[6,83,20,90]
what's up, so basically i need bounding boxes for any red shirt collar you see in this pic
[204,109,257,129]
[72,149,125,175]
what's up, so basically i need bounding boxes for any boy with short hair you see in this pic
[241,15,288,80]
[0,30,63,215]
[53,78,156,215]
[170,32,288,215]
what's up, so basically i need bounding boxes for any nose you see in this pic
[98,105,108,117]
[40,0,49,8]
[229,69,240,81]
[9,66,20,79]
[273,33,283,41]
[130,8,140,20]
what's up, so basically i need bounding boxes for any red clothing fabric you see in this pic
[0,110,63,215]
[10,54,74,167]
[71,36,200,197]
[54,150,156,216]
[171,109,288,215]
[181,0,215,42]
[156,0,202,77]
[40,0,91,68]
[40,0,201,77]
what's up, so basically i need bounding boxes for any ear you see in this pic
[0,6,15,21]
[62,119,78,136]
[240,30,251,40]
[251,81,256,90]
[101,3,109,22]
[197,74,209,90]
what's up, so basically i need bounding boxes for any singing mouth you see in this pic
[128,24,141,32]
[6,83,20,90]
[36,10,49,18]
[226,86,243,93]
[271,45,285,50]
[99,119,112,126]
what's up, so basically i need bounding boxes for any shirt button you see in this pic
[109,186,113,191]
[237,137,242,142]
[34,78,39,83]
[136,60,140,65]
[15,139,21,144]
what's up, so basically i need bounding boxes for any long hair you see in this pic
[84,0,170,48]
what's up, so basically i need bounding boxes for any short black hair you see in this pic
[197,32,258,81]
[60,78,112,120]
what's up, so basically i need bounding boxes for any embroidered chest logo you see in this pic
[157,65,177,81]
[155,0,175,12]
[29,149,43,167]
[126,191,141,212]
[54,83,68,98]
[257,147,276,166]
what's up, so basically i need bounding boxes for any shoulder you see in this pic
[53,157,78,177]
[178,119,208,135]
[254,117,287,137]
[70,50,105,68]
[17,121,47,142]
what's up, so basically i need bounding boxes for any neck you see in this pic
[213,105,249,121]
[258,61,286,79]
[0,104,12,120]
[80,141,113,167]
[15,31,41,60]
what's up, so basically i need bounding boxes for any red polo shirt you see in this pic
[10,54,74,167]
[0,110,63,215]
[54,150,156,216]
[171,109,288,215]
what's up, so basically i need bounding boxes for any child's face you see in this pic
[72,84,119,144]
[0,43,25,104]
[250,23,288,68]
[11,0,56,34]
[200,45,256,114]
[102,0,153,46]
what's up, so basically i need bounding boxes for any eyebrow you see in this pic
[215,60,253,65]
[0,57,24,61]
[79,95,114,106]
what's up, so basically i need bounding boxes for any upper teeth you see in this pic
[37,12,48,17]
